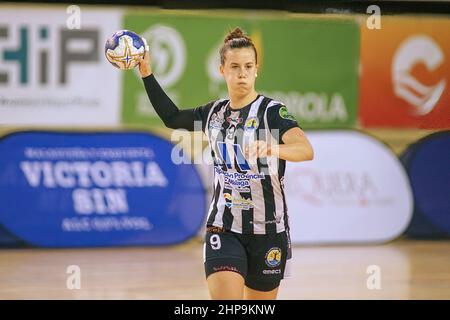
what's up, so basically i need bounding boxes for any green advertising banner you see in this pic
[122,11,359,128]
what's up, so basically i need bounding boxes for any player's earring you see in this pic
[255,73,258,77]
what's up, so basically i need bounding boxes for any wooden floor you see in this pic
[0,238,449,299]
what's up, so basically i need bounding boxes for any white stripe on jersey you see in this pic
[248,178,266,234]
[230,188,243,232]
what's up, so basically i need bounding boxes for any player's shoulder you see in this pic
[195,98,229,120]
[259,95,298,123]
[202,98,229,111]
[258,95,286,112]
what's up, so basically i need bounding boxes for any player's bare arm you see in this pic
[245,128,314,162]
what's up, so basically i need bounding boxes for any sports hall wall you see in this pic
[0,4,448,247]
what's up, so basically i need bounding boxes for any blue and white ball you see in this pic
[105,30,146,70]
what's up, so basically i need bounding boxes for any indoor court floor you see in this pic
[0,238,449,299]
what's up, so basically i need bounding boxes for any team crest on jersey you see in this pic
[279,105,296,121]
[265,247,282,267]
[244,117,259,131]
[209,113,224,130]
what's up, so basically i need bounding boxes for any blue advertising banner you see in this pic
[0,131,206,247]
[402,131,450,238]
[0,225,24,247]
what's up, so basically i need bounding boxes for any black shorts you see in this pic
[204,228,291,292]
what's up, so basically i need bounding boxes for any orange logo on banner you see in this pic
[359,17,450,128]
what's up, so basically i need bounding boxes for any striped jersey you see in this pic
[193,95,300,235]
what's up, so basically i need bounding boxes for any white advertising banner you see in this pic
[285,130,413,244]
[0,7,122,126]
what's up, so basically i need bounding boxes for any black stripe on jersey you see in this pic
[222,185,234,231]
[280,180,289,231]
[200,101,215,132]
[257,97,277,234]
[207,180,222,227]
[278,159,289,230]
[240,192,254,233]
[277,158,286,178]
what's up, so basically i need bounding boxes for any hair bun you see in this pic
[224,27,248,43]
[219,26,257,65]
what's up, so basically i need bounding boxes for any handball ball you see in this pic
[105,30,147,70]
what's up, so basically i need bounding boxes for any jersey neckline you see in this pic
[228,94,261,112]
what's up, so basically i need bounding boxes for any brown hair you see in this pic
[220,27,257,65]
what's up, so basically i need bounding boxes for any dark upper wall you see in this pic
[4,0,450,15]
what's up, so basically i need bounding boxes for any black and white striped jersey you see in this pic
[193,95,300,235]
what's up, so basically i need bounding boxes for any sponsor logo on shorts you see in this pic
[265,247,282,268]
[263,269,281,275]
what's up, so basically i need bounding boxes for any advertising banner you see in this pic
[284,130,413,244]
[122,12,359,129]
[0,131,206,247]
[401,131,450,238]
[0,7,122,126]
[359,16,450,128]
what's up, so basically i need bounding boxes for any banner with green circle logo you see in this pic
[122,11,359,129]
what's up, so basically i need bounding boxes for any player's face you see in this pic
[220,48,258,96]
